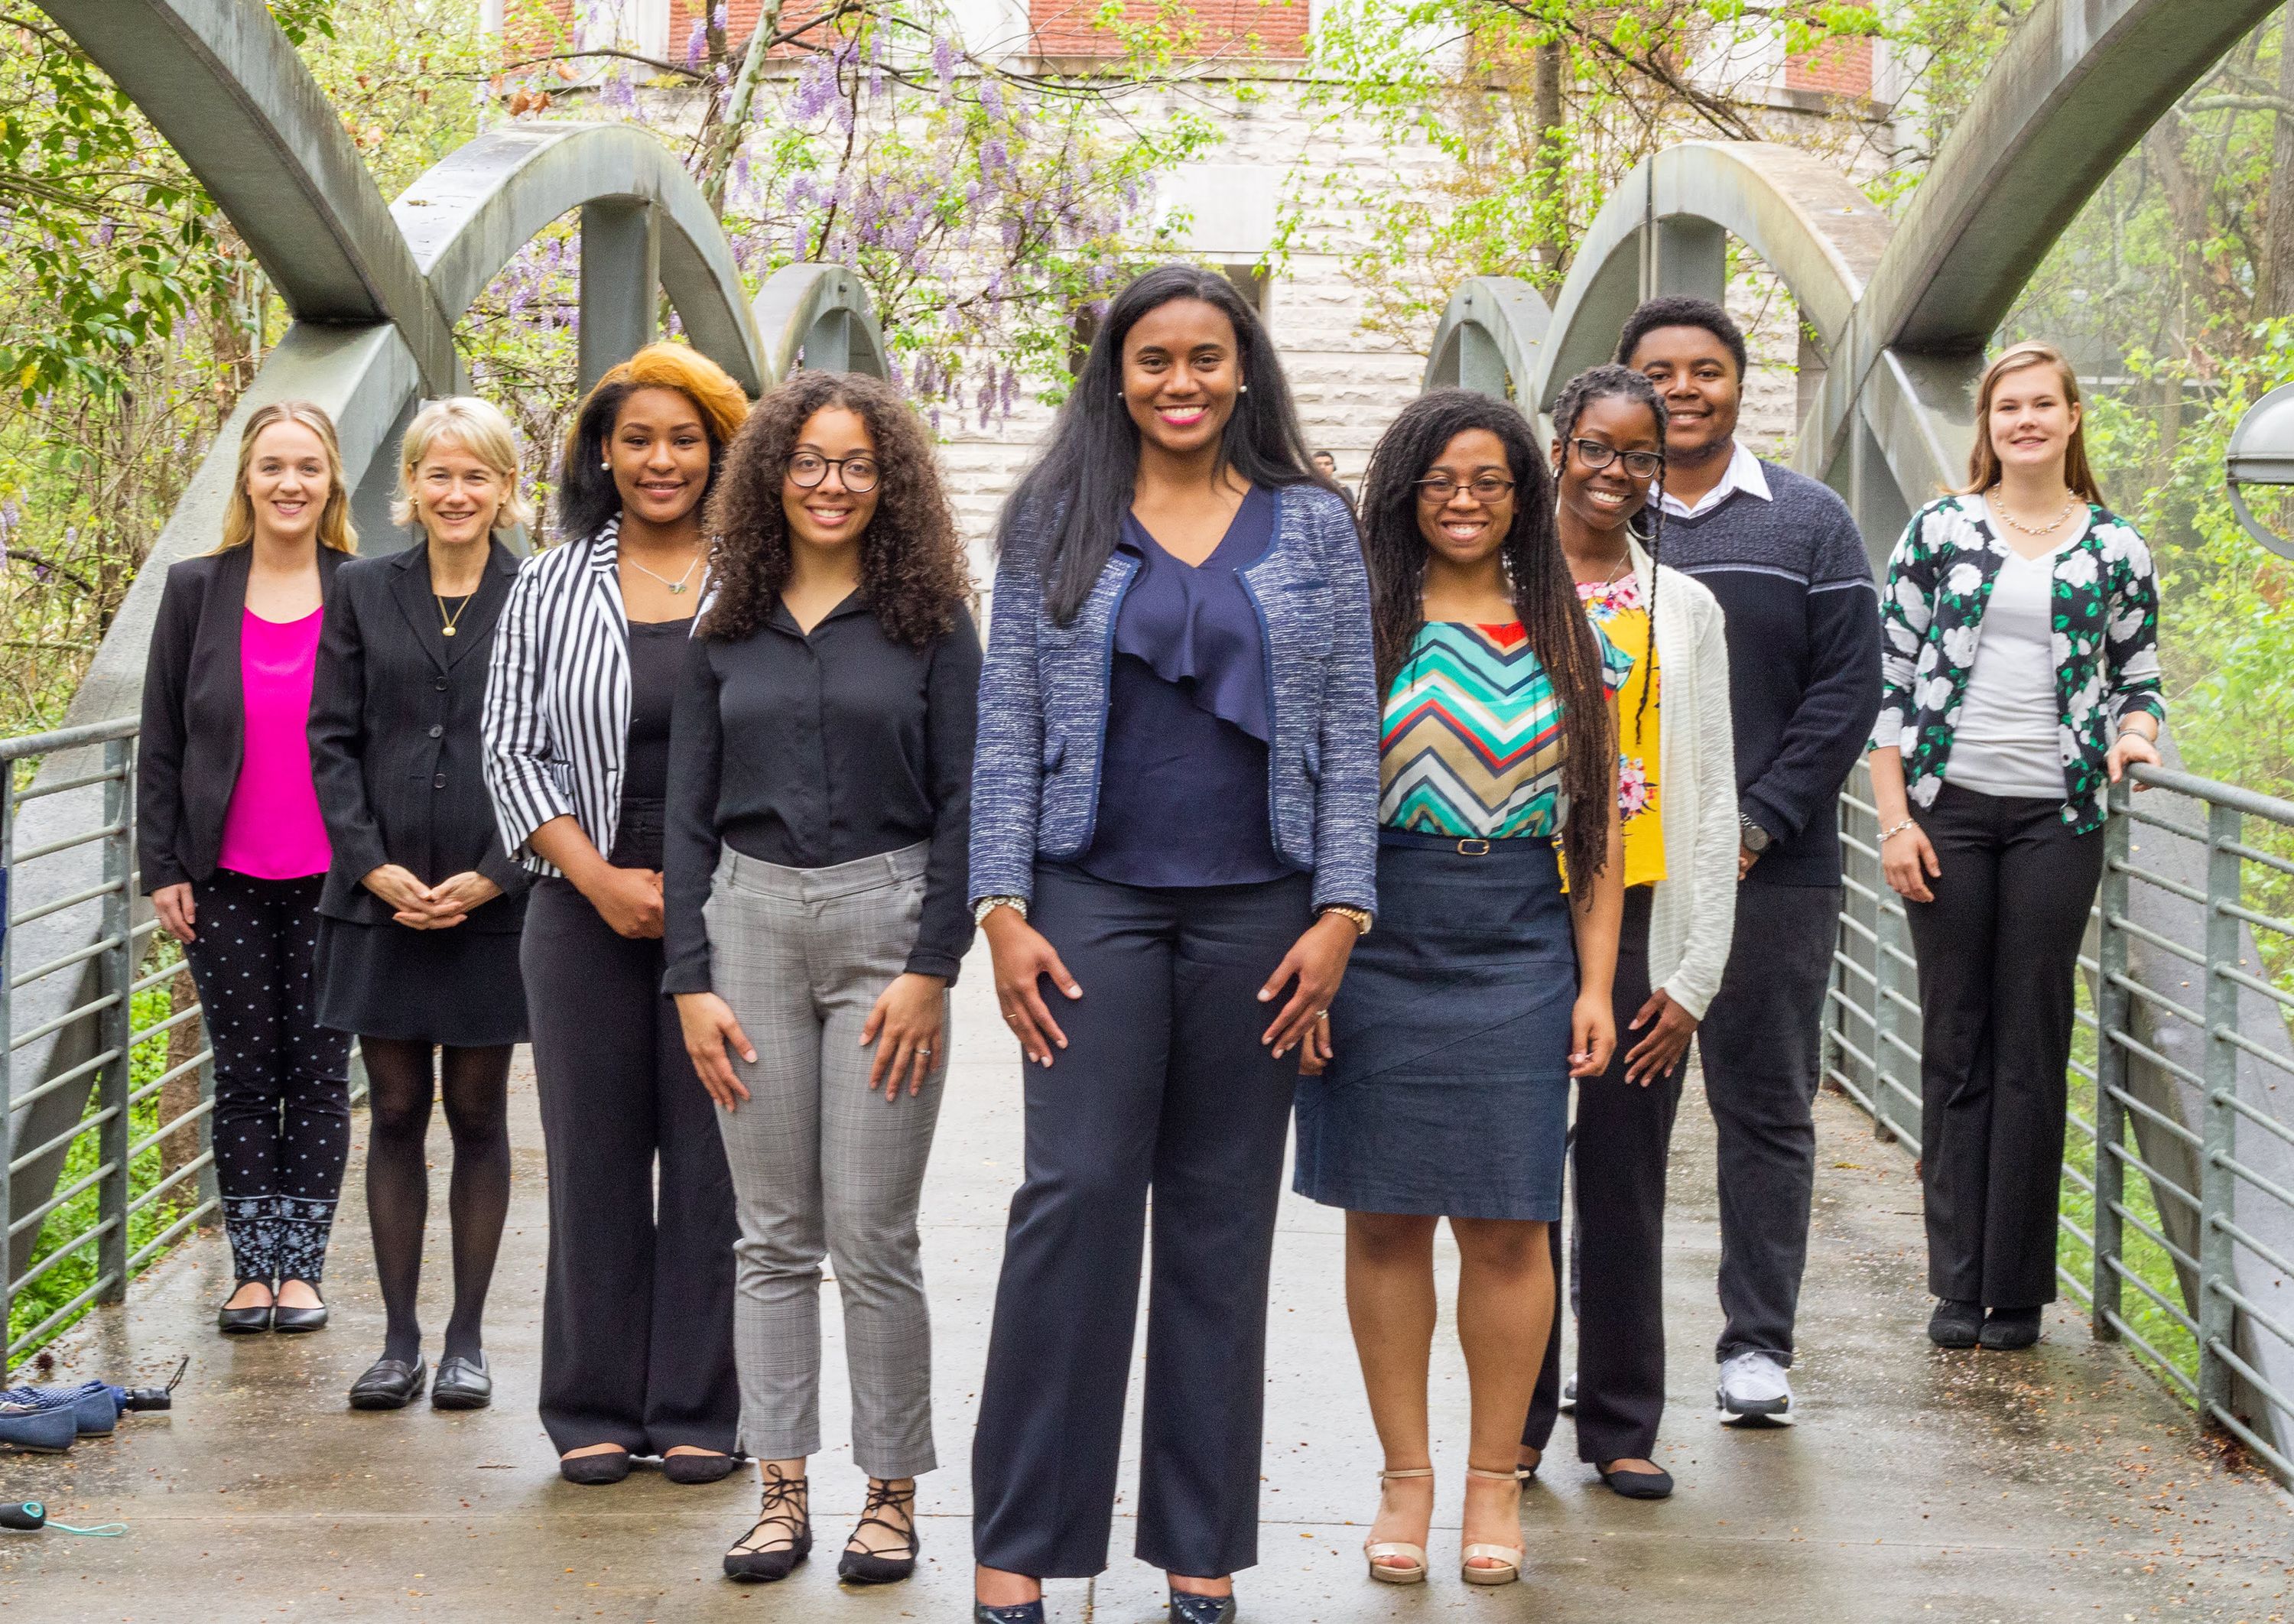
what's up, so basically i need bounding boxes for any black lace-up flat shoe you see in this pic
[723,1470,809,1582]
[837,1478,919,1583]
[347,1356,425,1410]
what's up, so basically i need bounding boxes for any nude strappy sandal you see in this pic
[1460,1464,1525,1586]
[1363,1466,1432,1585]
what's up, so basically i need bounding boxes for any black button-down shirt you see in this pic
[663,594,982,993]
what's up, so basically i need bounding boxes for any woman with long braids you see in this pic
[967,264,1378,1624]
[1517,365,1738,1500]
[1292,387,1625,1588]
[483,343,749,1485]
[310,398,533,1412]
[668,369,978,1587]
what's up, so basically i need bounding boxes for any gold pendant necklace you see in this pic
[436,591,473,638]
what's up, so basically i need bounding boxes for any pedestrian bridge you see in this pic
[3,0,2294,1616]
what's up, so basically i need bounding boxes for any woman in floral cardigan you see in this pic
[1867,341,2162,1354]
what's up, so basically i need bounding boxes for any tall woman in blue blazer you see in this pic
[967,265,1380,1624]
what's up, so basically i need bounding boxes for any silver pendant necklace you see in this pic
[625,549,701,596]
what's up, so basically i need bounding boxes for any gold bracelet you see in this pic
[1319,905,1373,937]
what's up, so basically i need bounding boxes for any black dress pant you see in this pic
[1695,881,1840,1365]
[522,805,739,1456]
[972,866,1309,1580]
[1524,886,1684,1463]
[179,869,353,1286]
[1904,781,2103,1311]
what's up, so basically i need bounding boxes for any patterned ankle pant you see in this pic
[179,871,353,1285]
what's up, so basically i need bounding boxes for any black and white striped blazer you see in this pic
[483,518,652,877]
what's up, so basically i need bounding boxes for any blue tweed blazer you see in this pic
[970,482,1379,914]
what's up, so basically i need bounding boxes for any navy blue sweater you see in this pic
[1659,459,1881,888]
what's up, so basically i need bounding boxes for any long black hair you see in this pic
[1552,363,1668,729]
[999,264,1336,624]
[1360,388,1613,891]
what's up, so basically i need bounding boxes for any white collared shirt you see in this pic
[1657,439,1772,520]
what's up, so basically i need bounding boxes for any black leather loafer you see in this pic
[271,1301,328,1333]
[1928,1298,1983,1348]
[559,1448,632,1486]
[663,1450,736,1485]
[1980,1307,2042,1350]
[1597,1463,1675,1499]
[348,1356,426,1410]
[431,1353,492,1410]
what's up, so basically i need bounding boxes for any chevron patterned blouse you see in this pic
[1377,620,1632,840]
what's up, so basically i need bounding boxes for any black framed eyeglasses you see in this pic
[1415,474,1516,504]
[788,452,880,492]
[1568,440,1665,480]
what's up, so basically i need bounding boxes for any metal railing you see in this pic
[1,716,216,1374]
[1828,758,2294,1479]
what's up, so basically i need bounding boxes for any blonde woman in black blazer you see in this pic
[139,400,356,1337]
[310,396,534,1414]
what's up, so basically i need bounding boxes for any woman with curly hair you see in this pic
[1290,388,1624,1587]
[665,369,979,1588]
[483,341,750,1485]
[967,264,1378,1624]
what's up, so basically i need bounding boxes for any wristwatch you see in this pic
[1319,905,1373,937]
[1738,814,1772,854]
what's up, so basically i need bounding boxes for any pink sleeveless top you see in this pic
[214,607,331,879]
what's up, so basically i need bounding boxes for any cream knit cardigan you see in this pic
[1629,538,1739,1021]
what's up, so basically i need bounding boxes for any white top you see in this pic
[1657,440,1772,521]
[1626,540,1739,1021]
[1942,499,2085,800]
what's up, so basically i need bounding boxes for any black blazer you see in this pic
[137,544,352,894]
[308,540,531,932]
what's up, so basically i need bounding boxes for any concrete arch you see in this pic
[1422,277,1551,401]
[753,263,891,382]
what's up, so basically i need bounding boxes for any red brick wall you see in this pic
[1027,0,1308,59]
[1783,34,1872,99]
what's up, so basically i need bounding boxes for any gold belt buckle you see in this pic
[1456,837,1493,856]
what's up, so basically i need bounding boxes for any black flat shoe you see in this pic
[348,1356,425,1410]
[1980,1307,2042,1350]
[431,1353,492,1409]
[837,1478,918,1583]
[723,1469,809,1583]
[1928,1298,1982,1348]
[974,1606,1045,1624]
[663,1450,735,1485]
[271,1301,328,1333]
[217,1282,272,1333]
[559,1448,632,1485]
[1597,1463,1675,1499]
[1169,1590,1237,1624]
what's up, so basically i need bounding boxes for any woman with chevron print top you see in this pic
[1293,388,1626,1590]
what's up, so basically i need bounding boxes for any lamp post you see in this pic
[2227,382,2294,558]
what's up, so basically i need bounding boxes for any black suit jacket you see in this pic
[137,544,352,894]
[308,541,531,931]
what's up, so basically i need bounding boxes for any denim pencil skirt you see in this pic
[1293,831,1576,1221]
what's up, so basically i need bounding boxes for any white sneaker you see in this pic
[1715,1351,1793,1426]
[1558,1373,1577,1414]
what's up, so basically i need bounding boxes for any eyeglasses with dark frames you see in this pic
[1568,440,1665,480]
[1415,474,1517,503]
[788,452,881,492]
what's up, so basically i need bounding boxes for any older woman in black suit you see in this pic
[310,396,533,1414]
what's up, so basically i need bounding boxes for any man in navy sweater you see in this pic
[1619,297,1881,1427]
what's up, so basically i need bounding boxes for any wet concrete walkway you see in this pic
[5,947,2292,1622]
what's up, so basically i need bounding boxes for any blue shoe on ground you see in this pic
[0,1403,78,1453]
[6,1382,124,1435]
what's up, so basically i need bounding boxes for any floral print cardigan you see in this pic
[1869,494,2164,835]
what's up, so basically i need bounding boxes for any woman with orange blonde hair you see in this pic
[1867,341,2162,1353]
[483,342,751,1483]
[139,400,358,1337]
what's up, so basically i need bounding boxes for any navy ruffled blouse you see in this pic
[1076,485,1300,888]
